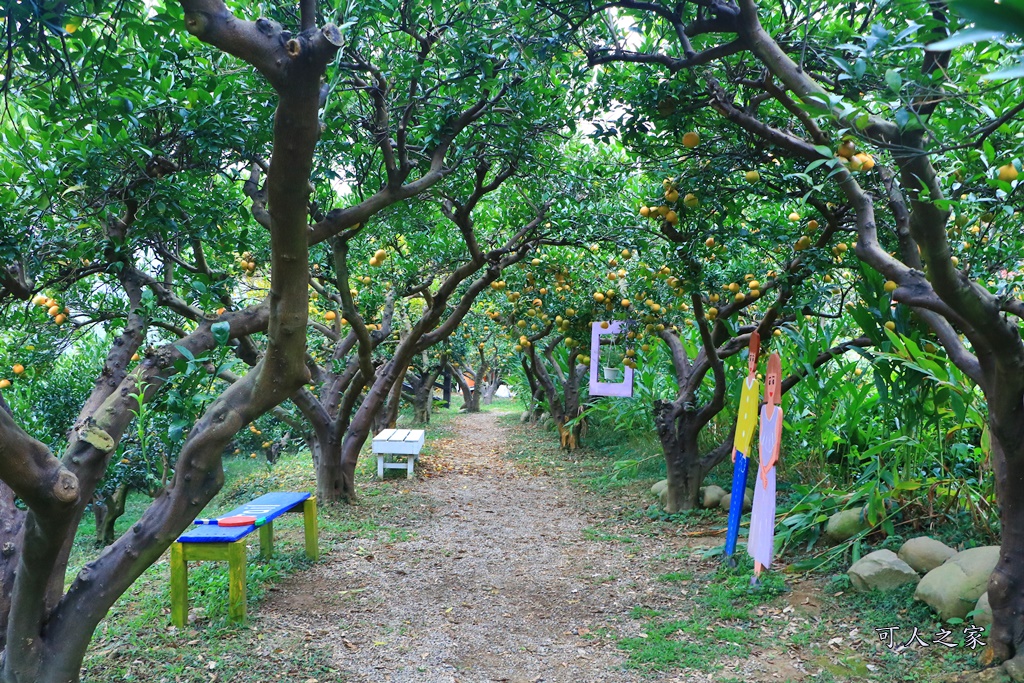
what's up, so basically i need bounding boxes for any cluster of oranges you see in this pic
[237,252,257,273]
[368,248,388,267]
[31,293,68,324]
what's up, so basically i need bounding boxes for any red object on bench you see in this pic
[217,515,258,527]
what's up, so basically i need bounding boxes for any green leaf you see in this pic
[884,69,902,92]
[981,63,1024,80]
[952,0,1024,36]
[927,27,1004,51]
[211,320,230,346]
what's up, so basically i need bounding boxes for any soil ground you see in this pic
[257,411,816,683]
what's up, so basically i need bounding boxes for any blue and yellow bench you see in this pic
[170,492,318,627]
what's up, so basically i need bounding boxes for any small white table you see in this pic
[372,429,426,478]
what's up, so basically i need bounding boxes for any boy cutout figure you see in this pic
[749,352,783,584]
[724,331,760,564]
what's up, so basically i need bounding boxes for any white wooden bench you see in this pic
[373,428,425,478]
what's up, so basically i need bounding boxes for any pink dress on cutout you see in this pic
[748,404,781,568]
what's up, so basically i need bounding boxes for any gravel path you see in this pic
[259,411,666,682]
[256,411,822,683]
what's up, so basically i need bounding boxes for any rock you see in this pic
[974,592,993,628]
[658,486,669,510]
[719,489,752,513]
[898,537,956,574]
[703,485,726,509]
[915,546,1000,620]
[847,549,920,592]
[651,479,668,497]
[826,508,869,544]
[1005,658,1024,683]
[520,410,532,423]
[940,667,1013,683]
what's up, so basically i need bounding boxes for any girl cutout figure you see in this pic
[724,331,760,563]
[749,352,782,584]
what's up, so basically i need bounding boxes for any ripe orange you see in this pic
[682,131,700,148]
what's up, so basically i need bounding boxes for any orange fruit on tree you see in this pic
[0,379,9,389]
[325,310,337,321]
[682,131,700,148]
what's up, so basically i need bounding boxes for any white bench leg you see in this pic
[406,454,415,478]
[377,455,384,479]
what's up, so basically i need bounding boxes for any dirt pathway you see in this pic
[260,411,676,683]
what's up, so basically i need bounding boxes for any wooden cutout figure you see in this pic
[724,331,760,563]
[588,321,634,398]
[749,352,783,583]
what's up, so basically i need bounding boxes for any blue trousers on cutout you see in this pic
[724,449,749,558]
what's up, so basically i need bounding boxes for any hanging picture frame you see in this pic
[588,320,634,398]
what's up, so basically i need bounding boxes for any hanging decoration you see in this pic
[588,320,634,398]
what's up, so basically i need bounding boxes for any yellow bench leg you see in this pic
[170,542,188,628]
[259,522,274,559]
[227,539,247,623]
[303,496,319,561]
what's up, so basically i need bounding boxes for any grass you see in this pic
[74,404,469,682]
[497,409,989,682]
[67,399,991,682]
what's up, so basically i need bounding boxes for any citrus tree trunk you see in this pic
[983,380,1024,670]
[92,483,129,547]
[450,364,481,413]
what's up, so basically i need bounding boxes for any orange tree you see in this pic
[292,149,573,502]
[0,0,337,676]
[547,0,1024,671]
[448,310,507,413]
[0,0,580,676]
